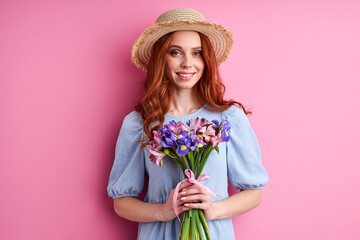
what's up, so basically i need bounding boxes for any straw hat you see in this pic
[131,8,233,70]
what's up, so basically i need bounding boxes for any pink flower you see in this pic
[182,118,209,134]
[149,150,165,166]
[153,131,162,144]
[198,125,216,143]
[168,121,183,135]
[147,140,165,166]
[182,118,201,132]
[193,134,204,143]
[210,132,222,147]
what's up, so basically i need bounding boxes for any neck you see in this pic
[168,88,202,116]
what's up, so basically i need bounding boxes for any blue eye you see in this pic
[194,51,202,56]
[170,50,181,56]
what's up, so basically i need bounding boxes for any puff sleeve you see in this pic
[223,106,269,190]
[107,111,145,199]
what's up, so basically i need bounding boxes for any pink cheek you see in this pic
[166,61,178,70]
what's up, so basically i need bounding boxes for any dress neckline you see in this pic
[165,105,205,119]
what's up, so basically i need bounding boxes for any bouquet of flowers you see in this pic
[147,117,231,240]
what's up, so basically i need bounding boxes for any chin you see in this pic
[174,82,198,90]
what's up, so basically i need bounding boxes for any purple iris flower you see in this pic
[176,144,189,156]
[221,124,231,142]
[160,134,177,148]
[176,132,189,144]
[170,132,178,142]
[211,119,219,126]
[160,126,172,139]
[169,120,177,126]
[220,120,229,128]
[189,133,195,140]
[192,139,206,151]
[176,133,195,156]
[188,140,196,151]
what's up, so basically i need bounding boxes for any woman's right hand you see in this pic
[160,182,192,221]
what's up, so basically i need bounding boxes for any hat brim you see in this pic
[131,20,233,71]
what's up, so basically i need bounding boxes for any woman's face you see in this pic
[165,31,205,91]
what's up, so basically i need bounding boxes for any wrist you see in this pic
[157,203,166,221]
[158,202,174,222]
[207,201,221,221]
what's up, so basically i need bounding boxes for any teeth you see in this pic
[178,73,193,77]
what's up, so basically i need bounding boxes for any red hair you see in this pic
[135,32,250,146]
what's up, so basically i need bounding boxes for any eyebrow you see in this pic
[168,45,202,50]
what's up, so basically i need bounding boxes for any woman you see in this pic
[107,8,268,239]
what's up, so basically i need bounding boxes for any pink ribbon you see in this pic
[173,169,218,221]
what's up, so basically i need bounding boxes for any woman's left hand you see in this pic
[178,182,217,221]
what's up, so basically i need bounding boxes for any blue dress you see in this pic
[107,105,269,240]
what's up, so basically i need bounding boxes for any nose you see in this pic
[180,55,192,69]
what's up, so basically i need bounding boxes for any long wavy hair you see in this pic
[135,31,250,146]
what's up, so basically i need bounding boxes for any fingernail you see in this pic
[184,203,189,206]
[181,197,186,200]
[181,191,186,195]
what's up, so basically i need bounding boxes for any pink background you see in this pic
[1,0,359,239]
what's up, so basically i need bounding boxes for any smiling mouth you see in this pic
[176,72,195,77]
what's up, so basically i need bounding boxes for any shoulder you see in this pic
[222,105,247,121]
[123,110,143,124]
[120,111,144,134]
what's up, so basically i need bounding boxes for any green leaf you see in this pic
[182,156,191,170]
[214,146,219,154]
[198,146,213,175]
[193,149,203,177]
[187,152,194,169]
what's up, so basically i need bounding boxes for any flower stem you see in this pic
[181,211,190,240]
[188,151,194,169]
[169,148,187,170]
[193,147,204,177]
[195,210,205,240]
[178,213,185,240]
[197,146,213,177]
[190,209,196,240]
[199,210,211,240]
[182,156,191,170]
